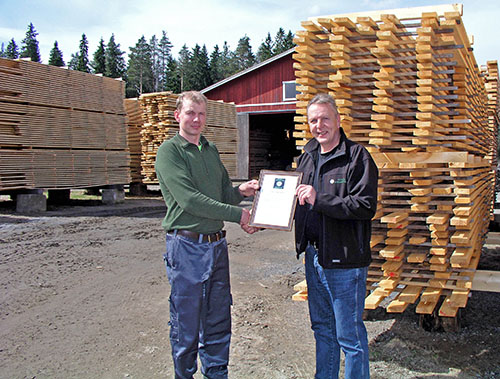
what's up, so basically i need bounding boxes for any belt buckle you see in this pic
[208,232,218,243]
[208,232,222,242]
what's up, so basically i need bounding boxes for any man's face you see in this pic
[307,103,341,153]
[175,99,206,143]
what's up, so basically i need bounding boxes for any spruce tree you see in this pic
[285,30,296,50]
[0,43,5,58]
[257,33,274,62]
[48,41,65,67]
[209,45,224,84]
[273,28,287,55]
[92,38,106,74]
[76,34,90,73]
[273,28,295,55]
[126,36,153,97]
[221,41,236,78]
[234,35,255,72]
[189,44,211,90]
[68,53,79,70]
[164,56,181,93]
[5,39,19,59]
[20,23,41,62]
[177,44,192,92]
[105,34,126,79]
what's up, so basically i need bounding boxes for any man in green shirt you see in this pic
[155,91,258,378]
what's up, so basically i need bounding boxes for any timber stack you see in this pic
[292,4,500,317]
[124,98,144,183]
[0,58,130,191]
[137,92,238,183]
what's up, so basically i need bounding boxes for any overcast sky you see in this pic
[0,0,498,67]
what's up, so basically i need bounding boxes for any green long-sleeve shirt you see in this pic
[155,133,244,234]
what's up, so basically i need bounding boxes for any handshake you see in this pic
[238,179,260,234]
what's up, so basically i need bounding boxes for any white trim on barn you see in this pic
[201,48,295,94]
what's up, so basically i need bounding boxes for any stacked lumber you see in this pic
[138,92,238,183]
[124,98,144,182]
[482,61,500,200]
[292,4,499,317]
[249,127,273,179]
[0,58,129,191]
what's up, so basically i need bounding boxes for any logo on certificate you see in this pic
[273,178,285,189]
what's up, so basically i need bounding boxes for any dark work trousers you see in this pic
[164,232,232,379]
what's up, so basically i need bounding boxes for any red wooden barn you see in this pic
[202,48,299,180]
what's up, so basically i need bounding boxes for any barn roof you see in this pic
[201,48,295,94]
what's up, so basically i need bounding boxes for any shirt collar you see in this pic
[176,133,209,148]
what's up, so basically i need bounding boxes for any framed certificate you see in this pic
[248,170,303,231]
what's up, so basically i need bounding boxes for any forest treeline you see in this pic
[0,23,295,98]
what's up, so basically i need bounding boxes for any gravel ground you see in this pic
[0,196,499,378]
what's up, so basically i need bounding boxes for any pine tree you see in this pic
[149,35,160,92]
[20,23,41,62]
[5,39,19,59]
[158,31,173,91]
[92,38,106,74]
[76,34,90,72]
[126,36,153,97]
[105,34,126,79]
[233,35,255,72]
[0,43,5,58]
[48,41,65,67]
[257,33,274,62]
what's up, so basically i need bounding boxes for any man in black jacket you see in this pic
[295,93,378,379]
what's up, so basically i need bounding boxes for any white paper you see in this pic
[252,173,300,228]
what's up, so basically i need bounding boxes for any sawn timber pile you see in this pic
[137,92,238,183]
[292,4,500,317]
[0,58,130,191]
[124,98,144,183]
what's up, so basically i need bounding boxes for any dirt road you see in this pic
[0,196,499,378]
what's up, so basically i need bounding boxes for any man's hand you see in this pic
[239,208,258,234]
[238,179,259,197]
[296,184,316,206]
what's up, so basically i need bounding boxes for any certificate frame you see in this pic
[248,170,303,231]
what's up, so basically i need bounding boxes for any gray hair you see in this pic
[307,93,338,115]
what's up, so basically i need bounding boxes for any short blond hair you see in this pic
[176,91,208,112]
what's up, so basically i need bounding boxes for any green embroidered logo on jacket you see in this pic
[329,178,346,184]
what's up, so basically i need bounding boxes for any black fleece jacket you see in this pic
[294,128,379,269]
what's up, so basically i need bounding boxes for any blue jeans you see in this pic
[164,232,231,379]
[305,244,370,379]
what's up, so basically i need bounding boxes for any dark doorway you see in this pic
[248,113,300,179]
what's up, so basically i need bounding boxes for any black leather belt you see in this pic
[168,229,226,243]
